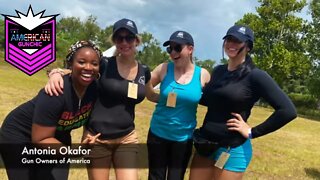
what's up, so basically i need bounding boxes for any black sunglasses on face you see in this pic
[225,36,243,44]
[114,34,136,43]
[166,44,183,54]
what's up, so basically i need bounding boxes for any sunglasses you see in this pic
[225,36,243,44]
[166,44,183,54]
[114,34,136,43]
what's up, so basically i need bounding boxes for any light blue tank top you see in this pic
[150,62,202,141]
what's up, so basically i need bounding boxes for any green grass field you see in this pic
[0,61,319,180]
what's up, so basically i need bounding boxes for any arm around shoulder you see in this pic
[145,81,159,103]
[145,63,167,103]
[47,68,71,77]
[45,68,70,96]
[151,63,168,86]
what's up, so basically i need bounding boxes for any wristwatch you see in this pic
[248,128,252,139]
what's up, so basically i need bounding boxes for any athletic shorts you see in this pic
[84,130,139,168]
[211,139,252,172]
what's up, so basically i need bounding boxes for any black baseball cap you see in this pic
[223,25,254,43]
[113,18,138,35]
[163,31,194,46]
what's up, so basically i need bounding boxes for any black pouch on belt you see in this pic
[193,128,220,157]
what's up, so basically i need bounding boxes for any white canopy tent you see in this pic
[102,45,116,57]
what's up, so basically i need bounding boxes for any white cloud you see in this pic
[0,0,310,61]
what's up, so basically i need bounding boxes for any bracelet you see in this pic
[48,68,65,77]
[248,128,252,139]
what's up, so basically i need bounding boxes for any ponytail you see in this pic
[237,54,255,80]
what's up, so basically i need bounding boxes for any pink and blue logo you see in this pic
[2,5,58,75]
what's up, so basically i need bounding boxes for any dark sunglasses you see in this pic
[166,44,183,54]
[114,34,136,43]
[225,36,243,44]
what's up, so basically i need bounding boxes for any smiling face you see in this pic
[224,36,249,59]
[113,29,139,57]
[167,42,193,66]
[70,47,100,89]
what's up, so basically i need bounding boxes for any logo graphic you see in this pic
[138,76,145,85]
[177,32,184,38]
[2,5,58,75]
[126,20,134,28]
[238,27,246,35]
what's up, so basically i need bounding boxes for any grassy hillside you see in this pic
[0,61,319,180]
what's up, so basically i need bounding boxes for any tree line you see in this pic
[0,0,319,112]
[237,0,320,116]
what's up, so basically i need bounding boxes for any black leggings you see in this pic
[147,130,193,180]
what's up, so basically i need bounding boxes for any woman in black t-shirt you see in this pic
[44,19,157,180]
[0,41,102,180]
[189,25,297,180]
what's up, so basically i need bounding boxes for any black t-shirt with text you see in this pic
[0,76,97,145]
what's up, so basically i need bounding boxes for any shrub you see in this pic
[288,93,318,109]
[256,94,320,121]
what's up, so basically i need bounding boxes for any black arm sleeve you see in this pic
[251,70,297,138]
[199,85,209,106]
[142,64,151,84]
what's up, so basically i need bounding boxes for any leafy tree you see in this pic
[57,17,83,43]
[55,16,83,65]
[194,58,215,73]
[137,32,169,70]
[307,0,320,64]
[307,68,320,100]
[55,16,102,67]
[80,15,100,42]
[283,78,308,93]
[306,0,320,100]
[237,0,311,88]
[97,25,113,51]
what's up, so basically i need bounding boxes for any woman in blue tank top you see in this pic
[147,31,211,180]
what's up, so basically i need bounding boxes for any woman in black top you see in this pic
[44,19,157,180]
[189,25,297,180]
[0,41,102,180]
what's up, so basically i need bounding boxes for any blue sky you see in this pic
[0,0,311,62]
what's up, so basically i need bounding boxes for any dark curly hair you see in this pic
[65,40,102,68]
